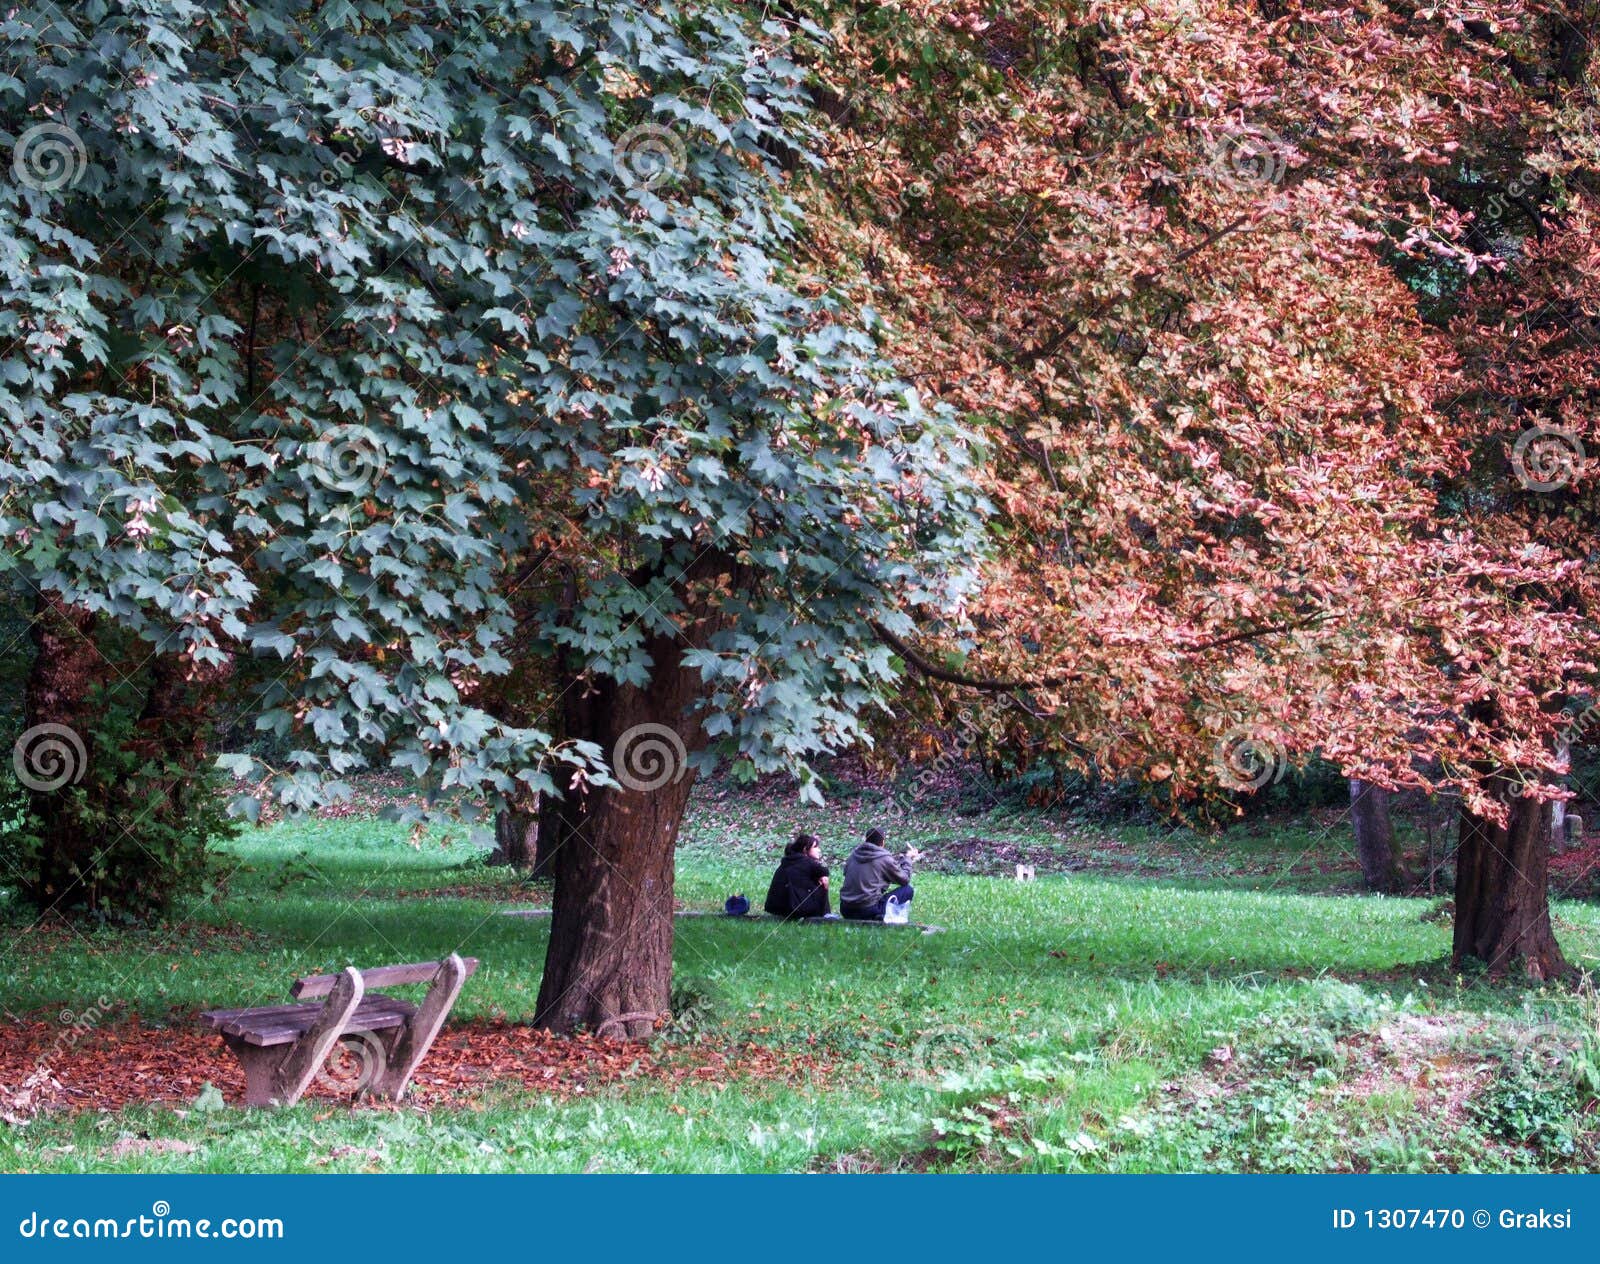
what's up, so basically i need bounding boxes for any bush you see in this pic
[0,690,236,918]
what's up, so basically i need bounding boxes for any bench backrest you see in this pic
[291,957,479,999]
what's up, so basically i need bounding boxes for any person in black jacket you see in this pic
[764,833,831,919]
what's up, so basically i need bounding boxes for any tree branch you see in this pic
[1013,215,1252,371]
[872,621,1081,691]
[876,611,1332,695]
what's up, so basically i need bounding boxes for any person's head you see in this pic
[786,833,820,859]
[865,827,885,848]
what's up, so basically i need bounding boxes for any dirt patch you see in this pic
[255,774,433,825]
[385,882,548,903]
[0,918,272,966]
[105,1137,198,1159]
[1147,1011,1502,1171]
[0,1016,832,1118]
[809,1148,889,1173]
[917,836,1087,876]
[1334,1015,1495,1132]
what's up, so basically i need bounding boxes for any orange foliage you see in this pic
[792,0,1597,813]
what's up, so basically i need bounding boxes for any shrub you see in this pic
[0,690,236,918]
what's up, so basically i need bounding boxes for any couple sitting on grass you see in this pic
[764,828,918,923]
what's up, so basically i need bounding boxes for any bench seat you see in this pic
[199,996,418,1047]
[199,955,475,1105]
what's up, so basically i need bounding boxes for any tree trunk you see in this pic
[1550,797,1568,854]
[489,804,537,869]
[533,787,568,878]
[19,595,101,911]
[1349,779,1405,893]
[1453,774,1568,979]
[1549,738,1570,853]
[532,682,702,1035]
[134,653,230,788]
[532,616,711,1037]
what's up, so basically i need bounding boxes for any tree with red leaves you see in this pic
[791,0,1598,975]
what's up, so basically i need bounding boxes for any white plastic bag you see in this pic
[883,895,910,925]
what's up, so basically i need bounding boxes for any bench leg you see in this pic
[221,1037,289,1108]
[372,953,468,1101]
[270,966,365,1107]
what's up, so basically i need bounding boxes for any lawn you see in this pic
[3,788,1598,1174]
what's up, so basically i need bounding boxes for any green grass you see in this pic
[2,790,1598,1173]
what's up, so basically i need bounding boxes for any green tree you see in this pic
[1,2,983,1019]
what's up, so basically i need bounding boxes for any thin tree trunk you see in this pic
[489,804,537,869]
[19,595,101,911]
[135,653,230,774]
[1550,738,1570,853]
[130,653,233,909]
[1349,779,1405,893]
[1453,774,1568,979]
[533,787,568,878]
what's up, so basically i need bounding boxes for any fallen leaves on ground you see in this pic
[1552,832,1600,898]
[2,917,272,963]
[384,882,548,902]
[0,1016,832,1117]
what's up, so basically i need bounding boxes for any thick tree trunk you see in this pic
[532,605,714,1037]
[1349,779,1405,893]
[1453,775,1568,979]
[532,678,702,1036]
[19,595,101,911]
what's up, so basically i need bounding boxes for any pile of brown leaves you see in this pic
[0,1016,832,1117]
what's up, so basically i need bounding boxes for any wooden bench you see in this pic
[199,955,477,1107]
